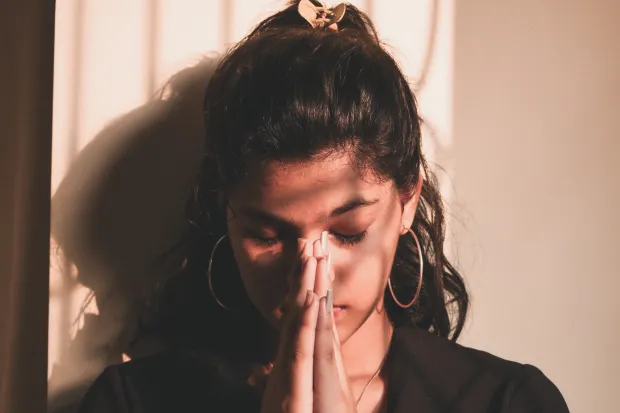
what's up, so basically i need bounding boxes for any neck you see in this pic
[340,308,393,379]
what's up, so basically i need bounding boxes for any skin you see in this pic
[226,150,422,412]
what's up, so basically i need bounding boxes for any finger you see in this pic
[267,289,318,413]
[278,257,316,349]
[288,290,319,412]
[313,256,331,299]
[331,314,355,405]
[298,237,308,255]
[289,239,314,308]
[313,238,324,258]
[303,236,313,257]
[313,295,341,412]
[321,231,333,279]
[320,230,329,257]
[275,256,317,377]
[286,238,309,303]
[295,255,317,308]
[319,286,353,403]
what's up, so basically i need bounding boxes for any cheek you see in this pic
[337,235,399,282]
[333,207,402,305]
[334,230,400,304]
[228,233,289,312]
[228,224,281,270]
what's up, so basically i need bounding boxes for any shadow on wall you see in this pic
[47,56,221,413]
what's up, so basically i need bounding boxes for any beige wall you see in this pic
[48,0,619,411]
[453,1,620,412]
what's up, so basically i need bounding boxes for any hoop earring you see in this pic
[388,227,424,309]
[207,234,230,310]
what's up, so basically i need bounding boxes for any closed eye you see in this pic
[245,229,368,247]
[332,230,367,246]
[242,227,281,246]
[252,235,279,246]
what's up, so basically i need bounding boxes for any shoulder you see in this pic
[387,327,569,412]
[78,353,260,413]
[506,364,570,413]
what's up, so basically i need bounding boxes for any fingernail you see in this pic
[320,231,329,255]
[326,252,332,270]
[305,290,313,307]
[326,289,333,314]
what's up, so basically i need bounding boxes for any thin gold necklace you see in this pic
[355,329,393,407]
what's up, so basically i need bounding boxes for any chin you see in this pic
[335,306,384,345]
[333,307,358,343]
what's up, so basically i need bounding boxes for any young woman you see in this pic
[79,1,569,412]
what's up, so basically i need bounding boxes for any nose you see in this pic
[298,231,331,257]
[299,230,324,244]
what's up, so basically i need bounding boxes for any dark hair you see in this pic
[147,1,468,363]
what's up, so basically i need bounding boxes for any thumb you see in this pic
[332,312,355,404]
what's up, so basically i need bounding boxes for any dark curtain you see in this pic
[0,1,56,412]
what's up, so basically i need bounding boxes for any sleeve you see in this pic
[77,366,131,413]
[507,365,570,413]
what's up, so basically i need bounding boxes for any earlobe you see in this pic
[400,173,423,234]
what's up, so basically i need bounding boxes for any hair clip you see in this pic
[298,0,347,31]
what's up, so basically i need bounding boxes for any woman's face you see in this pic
[226,151,420,343]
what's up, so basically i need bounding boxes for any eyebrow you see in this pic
[331,197,380,216]
[238,196,380,227]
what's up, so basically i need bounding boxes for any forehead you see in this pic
[228,152,392,219]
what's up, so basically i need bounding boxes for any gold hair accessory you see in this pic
[297,0,346,31]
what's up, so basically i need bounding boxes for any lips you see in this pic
[278,302,347,318]
[332,306,346,318]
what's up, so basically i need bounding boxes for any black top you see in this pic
[78,327,570,413]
